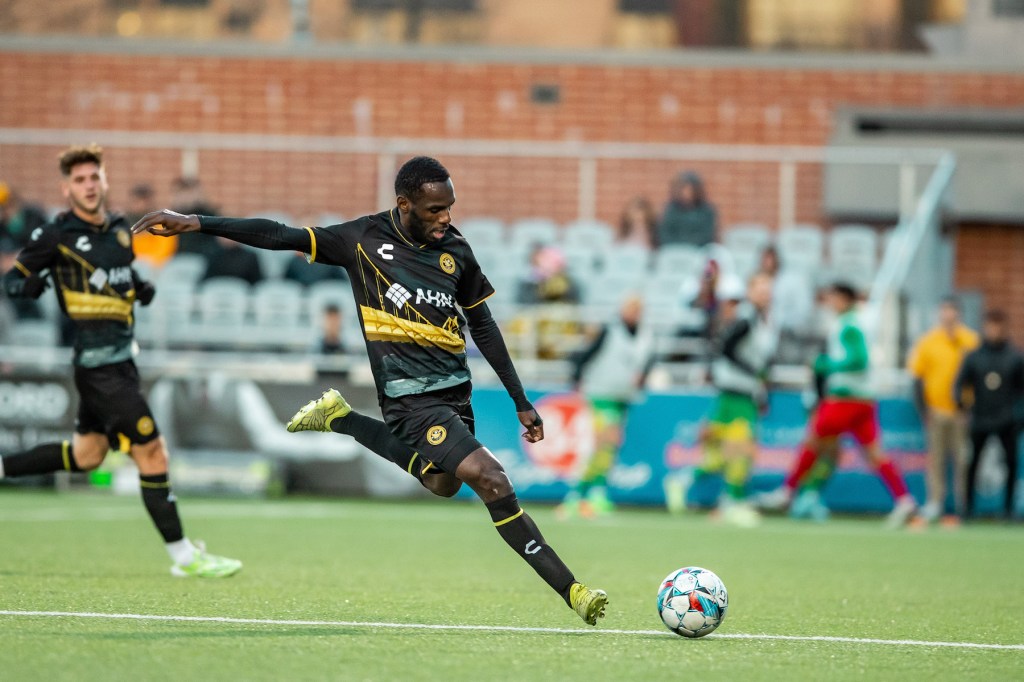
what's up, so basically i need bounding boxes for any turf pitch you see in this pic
[1,490,1022,681]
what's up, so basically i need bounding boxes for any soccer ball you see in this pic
[657,566,728,638]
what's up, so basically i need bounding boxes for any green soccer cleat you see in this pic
[569,582,608,626]
[286,388,351,433]
[170,542,242,578]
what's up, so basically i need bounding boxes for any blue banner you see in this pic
[463,387,1018,516]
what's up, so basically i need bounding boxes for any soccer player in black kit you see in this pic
[133,156,608,625]
[0,145,241,577]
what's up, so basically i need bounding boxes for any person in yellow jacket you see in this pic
[906,297,979,526]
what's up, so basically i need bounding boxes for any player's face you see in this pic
[747,274,773,310]
[400,180,456,244]
[826,289,853,314]
[62,162,108,217]
[938,303,960,329]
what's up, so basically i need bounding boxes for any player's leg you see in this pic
[720,428,760,527]
[567,400,623,517]
[852,402,915,526]
[286,388,461,497]
[996,425,1018,519]
[455,447,607,625]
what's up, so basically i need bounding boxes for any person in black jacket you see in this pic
[955,310,1024,519]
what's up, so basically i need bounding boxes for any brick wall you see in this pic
[955,225,1024,342]
[2,48,1024,316]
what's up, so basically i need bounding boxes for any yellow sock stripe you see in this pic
[61,440,71,471]
[493,509,524,527]
[406,452,419,475]
[139,480,170,489]
[304,227,317,263]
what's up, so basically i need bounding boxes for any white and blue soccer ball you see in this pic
[657,566,729,638]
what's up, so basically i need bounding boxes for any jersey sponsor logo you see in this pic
[136,416,155,437]
[415,288,455,309]
[384,283,413,308]
[377,243,395,261]
[524,540,541,555]
[30,227,43,242]
[75,236,92,252]
[439,253,456,274]
[426,425,447,445]
[116,230,131,248]
[88,266,132,290]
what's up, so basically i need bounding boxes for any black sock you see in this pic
[140,473,184,543]
[331,411,422,478]
[1,441,80,477]
[486,493,576,605]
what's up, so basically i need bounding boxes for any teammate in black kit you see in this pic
[0,145,241,578]
[132,156,608,625]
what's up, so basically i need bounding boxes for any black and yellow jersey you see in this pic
[11,210,141,368]
[303,209,494,399]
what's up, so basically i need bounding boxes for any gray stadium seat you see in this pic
[599,244,649,277]
[654,245,704,278]
[255,247,294,280]
[197,278,251,346]
[157,254,206,287]
[562,220,615,251]
[777,225,824,273]
[137,279,196,347]
[723,223,772,278]
[8,320,57,348]
[250,280,310,348]
[510,218,559,250]
[458,218,505,249]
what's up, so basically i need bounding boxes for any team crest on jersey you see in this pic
[439,253,456,275]
[426,425,447,445]
[116,230,131,248]
[137,416,155,437]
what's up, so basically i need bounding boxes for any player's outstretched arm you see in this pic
[132,210,311,253]
[465,302,544,442]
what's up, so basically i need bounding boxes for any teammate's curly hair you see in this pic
[395,156,449,200]
[58,144,104,177]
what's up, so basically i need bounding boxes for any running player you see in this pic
[665,272,776,526]
[556,294,653,519]
[132,156,608,625]
[0,144,241,577]
[757,282,917,526]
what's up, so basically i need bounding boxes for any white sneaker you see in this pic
[722,501,762,528]
[886,495,917,529]
[663,469,694,515]
[754,486,793,511]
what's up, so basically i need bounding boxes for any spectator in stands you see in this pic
[657,171,716,248]
[283,251,347,287]
[617,197,658,250]
[955,309,1024,521]
[0,182,48,247]
[907,297,979,527]
[319,304,345,355]
[757,245,816,363]
[126,183,177,268]
[202,237,263,285]
[171,177,220,258]
[516,245,580,305]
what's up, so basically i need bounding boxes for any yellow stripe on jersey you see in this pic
[63,290,133,322]
[360,305,466,354]
[304,226,317,263]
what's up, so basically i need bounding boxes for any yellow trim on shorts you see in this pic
[304,227,317,263]
[406,452,419,475]
[493,509,524,527]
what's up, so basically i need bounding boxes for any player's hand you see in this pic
[11,273,50,299]
[518,409,544,443]
[131,210,200,237]
[135,280,156,306]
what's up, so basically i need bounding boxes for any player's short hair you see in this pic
[324,303,341,315]
[830,281,859,301]
[58,144,104,176]
[395,156,450,200]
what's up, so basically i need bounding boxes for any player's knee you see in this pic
[73,443,107,471]
[475,465,512,499]
[131,438,168,475]
[425,476,462,498]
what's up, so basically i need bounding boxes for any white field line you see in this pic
[0,610,1022,651]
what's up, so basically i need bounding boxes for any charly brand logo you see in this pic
[75,236,92,252]
[377,243,395,261]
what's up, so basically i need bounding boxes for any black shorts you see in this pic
[380,382,482,474]
[73,360,160,446]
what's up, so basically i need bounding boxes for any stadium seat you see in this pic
[584,269,643,308]
[255,247,295,280]
[458,218,505,249]
[564,248,599,281]
[509,218,559,250]
[562,220,615,251]
[8,320,57,348]
[157,254,206,287]
[138,280,196,347]
[196,278,251,346]
[777,225,824,273]
[829,225,879,290]
[723,223,772,278]
[599,244,649,277]
[653,245,704,278]
[251,280,310,348]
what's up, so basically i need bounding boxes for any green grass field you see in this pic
[1,490,1022,681]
